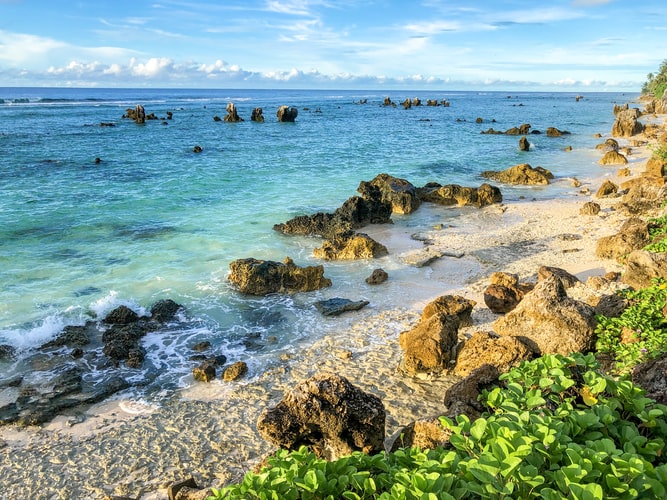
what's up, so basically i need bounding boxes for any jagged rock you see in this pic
[645,154,666,177]
[612,108,644,137]
[124,104,146,124]
[389,417,452,452]
[222,361,248,381]
[256,372,385,461]
[580,201,601,216]
[592,293,629,318]
[481,163,553,185]
[228,257,332,295]
[277,105,298,122]
[417,183,502,207]
[596,179,619,197]
[519,136,530,151]
[41,324,93,349]
[444,365,500,420]
[619,176,667,215]
[596,138,619,152]
[251,107,264,122]
[191,341,211,352]
[537,265,581,289]
[358,173,421,214]
[599,151,628,166]
[192,145,203,153]
[453,331,533,378]
[313,232,388,260]
[102,323,150,364]
[104,305,140,325]
[622,250,667,290]
[546,127,570,137]
[421,295,476,328]
[365,268,388,285]
[484,284,524,314]
[224,102,243,122]
[150,299,182,322]
[399,313,459,375]
[314,298,370,316]
[0,344,16,361]
[631,353,667,404]
[595,217,650,260]
[493,276,597,356]
[193,362,216,382]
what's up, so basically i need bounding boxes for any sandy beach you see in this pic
[0,114,663,499]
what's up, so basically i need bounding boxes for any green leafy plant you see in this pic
[209,353,667,500]
[596,279,667,374]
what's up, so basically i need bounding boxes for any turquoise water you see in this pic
[0,88,635,393]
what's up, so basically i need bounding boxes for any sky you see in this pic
[0,0,666,91]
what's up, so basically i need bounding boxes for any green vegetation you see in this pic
[642,58,667,99]
[209,353,667,500]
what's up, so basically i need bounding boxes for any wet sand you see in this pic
[0,119,661,499]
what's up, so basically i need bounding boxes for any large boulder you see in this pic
[399,313,459,375]
[228,257,332,295]
[421,295,476,327]
[631,353,667,404]
[389,417,452,452]
[595,217,650,260]
[622,250,667,290]
[481,163,553,185]
[224,102,243,122]
[418,183,502,207]
[598,151,628,166]
[256,373,386,460]
[493,275,598,356]
[313,232,388,260]
[277,105,298,122]
[611,108,644,137]
[453,331,533,378]
[250,107,264,122]
[483,272,533,314]
[618,176,667,215]
[444,364,500,420]
[358,173,421,214]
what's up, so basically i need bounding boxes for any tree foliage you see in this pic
[642,58,667,99]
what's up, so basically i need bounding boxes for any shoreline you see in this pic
[1,107,663,499]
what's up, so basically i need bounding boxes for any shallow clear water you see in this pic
[0,87,635,394]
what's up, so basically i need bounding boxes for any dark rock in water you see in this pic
[222,361,248,381]
[481,163,553,185]
[257,372,385,461]
[191,341,211,352]
[314,298,370,316]
[0,344,16,361]
[193,362,216,382]
[251,107,264,122]
[104,305,140,325]
[358,173,421,215]
[224,102,243,122]
[631,353,667,404]
[41,323,94,349]
[228,256,332,295]
[150,299,182,322]
[313,231,388,260]
[366,268,388,285]
[193,145,203,153]
[276,105,298,122]
[213,115,222,122]
[519,136,530,151]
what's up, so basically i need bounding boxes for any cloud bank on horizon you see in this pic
[0,0,665,90]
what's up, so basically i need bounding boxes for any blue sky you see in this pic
[1,0,665,90]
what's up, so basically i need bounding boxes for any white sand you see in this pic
[0,117,663,499]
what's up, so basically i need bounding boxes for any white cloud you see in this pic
[0,30,68,65]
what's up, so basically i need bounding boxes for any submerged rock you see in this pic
[313,298,370,316]
[256,372,385,461]
[313,232,388,260]
[365,268,388,285]
[228,256,332,295]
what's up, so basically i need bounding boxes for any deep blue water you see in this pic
[0,87,636,394]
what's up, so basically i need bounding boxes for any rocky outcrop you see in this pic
[596,179,619,197]
[256,373,385,461]
[546,127,570,137]
[493,276,598,356]
[124,104,146,124]
[519,136,530,151]
[596,138,619,152]
[599,151,628,166]
[483,272,533,314]
[631,353,667,404]
[618,176,667,215]
[228,257,331,295]
[365,268,388,285]
[224,102,243,122]
[389,417,452,452]
[537,265,580,289]
[444,365,500,420]
[358,173,421,214]
[313,232,388,260]
[417,183,502,207]
[612,108,644,137]
[277,105,298,122]
[250,107,264,122]
[222,361,248,381]
[453,331,533,378]
[645,154,666,177]
[621,250,667,290]
[399,313,459,376]
[595,217,650,260]
[481,163,553,185]
[421,295,476,328]
[580,201,601,216]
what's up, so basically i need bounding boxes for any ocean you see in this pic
[0,87,636,400]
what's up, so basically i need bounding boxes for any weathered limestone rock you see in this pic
[444,365,500,420]
[645,154,666,177]
[596,138,619,152]
[631,353,667,404]
[519,136,530,151]
[256,372,385,460]
[224,102,243,122]
[389,417,452,452]
[580,202,601,216]
[537,265,581,289]
[192,362,216,382]
[250,107,264,122]
[222,361,248,381]
[358,173,421,214]
[483,272,533,314]
[399,313,459,375]
[481,163,553,185]
[313,232,388,260]
[595,217,650,260]
[228,257,332,295]
[421,295,476,328]
[611,108,644,137]
[314,298,370,316]
[619,176,667,215]
[546,127,570,137]
[365,268,388,285]
[622,250,667,290]
[277,105,298,122]
[599,151,628,166]
[453,331,533,378]
[418,183,502,207]
[493,276,598,356]
[596,179,619,197]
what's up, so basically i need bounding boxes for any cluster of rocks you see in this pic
[382,96,450,108]
[481,123,570,137]
[122,104,173,124]
[0,299,184,426]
